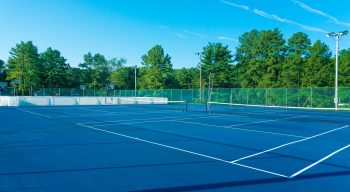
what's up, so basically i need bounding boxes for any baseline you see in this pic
[76,123,289,178]
[231,125,350,163]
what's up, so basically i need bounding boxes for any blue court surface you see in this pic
[1,104,350,191]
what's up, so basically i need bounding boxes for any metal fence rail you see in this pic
[0,87,349,109]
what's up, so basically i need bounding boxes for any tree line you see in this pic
[0,28,349,93]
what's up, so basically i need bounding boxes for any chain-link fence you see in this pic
[1,87,349,109]
[208,87,350,109]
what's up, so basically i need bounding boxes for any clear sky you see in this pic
[1,0,350,68]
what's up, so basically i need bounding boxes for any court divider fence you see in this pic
[0,87,349,109]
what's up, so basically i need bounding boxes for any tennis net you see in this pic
[206,101,311,118]
[118,97,187,112]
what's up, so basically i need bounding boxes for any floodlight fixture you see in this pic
[326,30,349,110]
[195,52,203,103]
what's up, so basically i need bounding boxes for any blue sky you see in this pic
[1,0,350,68]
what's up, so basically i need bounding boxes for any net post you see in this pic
[185,101,188,112]
[207,101,211,115]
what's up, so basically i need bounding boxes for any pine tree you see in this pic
[7,41,42,94]
[139,45,173,89]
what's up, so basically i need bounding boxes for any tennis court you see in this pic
[1,101,350,191]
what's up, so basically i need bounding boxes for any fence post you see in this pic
[285,88,288,107]
[298,88,300,107]
[170,89,173,101]
[265,89,268,106]
[246,89,249,105]
[180,89,183,101]
[192,89,194,103]
[311,87,313,108]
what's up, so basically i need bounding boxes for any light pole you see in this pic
[195,52,203,103]
[326,30,348,111]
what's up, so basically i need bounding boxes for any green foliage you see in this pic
[174,68,199,89]
[6,41,42,93]
[339,49,350,87]
[0,59,5,81]
[234,29,340,88]
[109,57,127,70]
[0,59,4,70]
[3,27,350,91]
[66,67,83,88]
[235,29,262,87]
[257,29,286,87]
[79,53,125,88]
[41,48,70,87]
[235,29,285,88]
[202,42,234,88]
[301,40,333,87]
[280,32,311,88]
[110,67,136,89]
[139,45,174,89]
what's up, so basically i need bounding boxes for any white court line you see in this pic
[80,105,185,113]
[175,120,306,138]
[79,107,128,114]
[289,144,350,178]
[77,123,289,178]
[16,108,52,118]
[209,111,289,118]
[213,109,350,121]
[229,116,309,127]
[298,114,350,121]
[209,104,350,122]
[80,111,301,126]
[79,108,116,113]
[93,115,224,127]
[91,115,306,138]
[231,125,350,163]
[82,114,214,125]
[51,111,174,118]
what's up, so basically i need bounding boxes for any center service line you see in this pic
[77,123,289,178]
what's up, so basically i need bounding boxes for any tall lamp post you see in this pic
[195,52,203,103]
[326,30,348,111]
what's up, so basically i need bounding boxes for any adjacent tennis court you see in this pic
[1,101,350,191]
